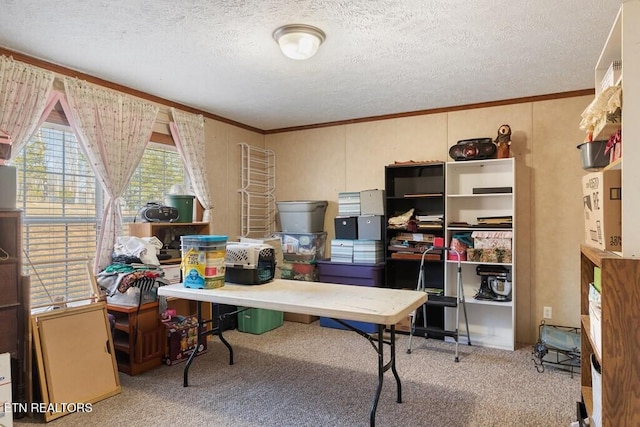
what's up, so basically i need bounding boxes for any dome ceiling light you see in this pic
[273,24,326,60]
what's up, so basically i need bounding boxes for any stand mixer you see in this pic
[475,265,512,301]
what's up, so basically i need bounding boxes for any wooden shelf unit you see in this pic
[0,209,26,404]
[445,158,515,350]
[107,302,164,376]
[128,222,211,264]
[384,162,446,332]
[128,221,213,319]
[579,244,640,426]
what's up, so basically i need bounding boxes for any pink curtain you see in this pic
[0,55,54,164]
[169,108,214,223]
[64,77,159,274]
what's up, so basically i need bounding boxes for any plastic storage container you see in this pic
[277,200,327,232]
[317,260,385,333]
[577,140,609,170]
[273,231,327,263]
[165,194,195,223]
[180,235,227,289]
[237,308,283,334]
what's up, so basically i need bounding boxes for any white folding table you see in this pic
[158,279,427,427]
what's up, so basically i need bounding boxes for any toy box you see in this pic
[163,316,207,365]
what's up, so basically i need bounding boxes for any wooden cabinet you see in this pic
[384,162,445,331]
[0,209,26,403]
[445,158,515,350]
[579,244,640,426]
[107,302,164,376]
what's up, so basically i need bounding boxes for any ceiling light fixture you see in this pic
[273,24,326,60]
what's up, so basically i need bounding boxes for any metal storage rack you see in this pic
[239,143,276,237]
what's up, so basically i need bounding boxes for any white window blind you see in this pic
[12,123,186,309]
[12,125,100,309]
[121,142,187,222]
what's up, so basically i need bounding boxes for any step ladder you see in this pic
[407,246,471,362]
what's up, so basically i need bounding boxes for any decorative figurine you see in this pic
[494,124,512,159]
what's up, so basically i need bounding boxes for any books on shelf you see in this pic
[477,215,512,226]
[447,216,512,228]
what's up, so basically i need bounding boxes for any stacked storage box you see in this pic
[334,216,358,239]
[274,231,327,280]
[331,239,354,263]
[338,192,360,216]
[357,214,384,240]
[317,260,385,333]
[272,201,329,324]
[359,189,384,217]
[353,240,384,264]
[274,231,327,323]
[331,189,385,264]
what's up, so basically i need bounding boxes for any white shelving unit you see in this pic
[578,3,640,426]
[444,158,515,350]
[239,143,276,238]
[596,1,640,258]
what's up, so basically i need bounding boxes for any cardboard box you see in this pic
[284,313,319,324]
[394,315,413,333]
[163,316,207,365]
[582,169,621,251]
[160,264,181,284]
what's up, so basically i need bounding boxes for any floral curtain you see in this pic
[0,55,55,163]
[64,77,159,274]
[169,108,214,223]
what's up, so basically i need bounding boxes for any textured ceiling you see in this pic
[0,0,623,131]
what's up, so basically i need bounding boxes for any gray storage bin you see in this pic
[277,200,328,233]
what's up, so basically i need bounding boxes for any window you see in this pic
[12,124,100,309]
[120,142,188,222]
[12,119,186,309]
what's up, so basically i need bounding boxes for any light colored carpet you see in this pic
[17,321,580,426]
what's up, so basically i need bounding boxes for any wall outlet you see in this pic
[543,306,552,319]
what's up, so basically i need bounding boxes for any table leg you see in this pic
[183,301,202,387]
[369,323,385,427]
[390,325,402,403]
[183,301,235,387]
[215,304,234,365]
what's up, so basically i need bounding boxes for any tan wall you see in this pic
[264,95,590,345]
[42,56,590,346]
[202,118,265,240]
